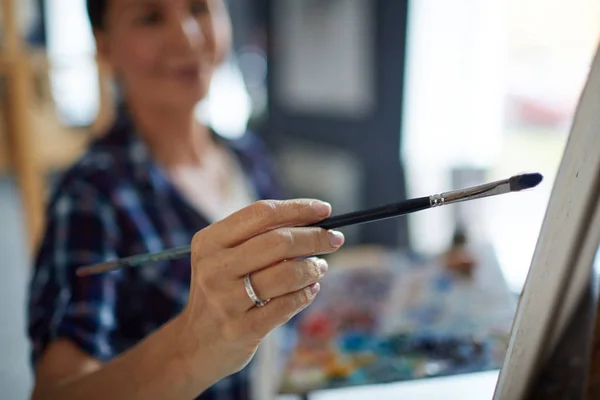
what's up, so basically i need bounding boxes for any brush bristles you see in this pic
[509,173,543,192]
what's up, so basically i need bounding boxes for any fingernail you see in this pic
[312,201,332,217]
[311,282,321,294]
[328,230,345,247]
[318,259,329,275]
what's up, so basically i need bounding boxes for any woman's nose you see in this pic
[170,16,204,52]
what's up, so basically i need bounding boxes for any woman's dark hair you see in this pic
[86,0,107,31]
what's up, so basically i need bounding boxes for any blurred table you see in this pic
[278,244,516,398]
[277,369,499,400]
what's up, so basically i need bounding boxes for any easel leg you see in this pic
[6,62,45,251]
[2,0,45,251]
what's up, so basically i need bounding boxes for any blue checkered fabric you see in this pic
[27,109,284,399]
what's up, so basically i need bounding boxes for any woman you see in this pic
[27,0,345,399]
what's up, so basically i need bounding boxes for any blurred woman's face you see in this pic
[97,0,231,109]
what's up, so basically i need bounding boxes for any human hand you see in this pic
[179,199,344,385]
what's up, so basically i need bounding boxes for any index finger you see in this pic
[204,199,332,249]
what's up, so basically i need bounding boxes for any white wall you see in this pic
[0,180,33,399]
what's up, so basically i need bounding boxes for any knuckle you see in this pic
[308,258,322,279]
[295,259,319,283]
[191,230,204,246]
[293,287,312,309]
[292,199,312,218]
[194,255,227,290]
[291,262,309,284]
[191,230,208,258]
[196,269,216,292]
[253,200,279,222]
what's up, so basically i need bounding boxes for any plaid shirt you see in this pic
[27,110,284,399]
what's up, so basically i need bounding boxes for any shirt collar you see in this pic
[104,105,255,195]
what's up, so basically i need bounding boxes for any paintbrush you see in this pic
[76,172,543,277]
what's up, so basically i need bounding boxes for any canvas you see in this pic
[493,41,600,399]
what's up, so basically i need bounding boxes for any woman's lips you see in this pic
[168,65,203,82]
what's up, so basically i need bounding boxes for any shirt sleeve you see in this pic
[27,179,123,367]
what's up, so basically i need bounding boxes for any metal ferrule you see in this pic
[429,194,445,207]
[429,178,511,207]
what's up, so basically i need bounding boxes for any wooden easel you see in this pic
[0,0,113,252]
[1,0,45,250]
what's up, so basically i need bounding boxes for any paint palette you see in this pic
[279,246,516,394]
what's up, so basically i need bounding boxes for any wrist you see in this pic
[171,309,221,392]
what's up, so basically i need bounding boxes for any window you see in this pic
[45,0,99,126]
[402,0,600,292]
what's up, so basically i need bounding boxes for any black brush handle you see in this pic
[76,196,432,276]
[309,196,431,230]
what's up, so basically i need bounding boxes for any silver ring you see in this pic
[244,273,270,307]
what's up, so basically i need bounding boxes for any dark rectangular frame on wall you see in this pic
[262,0,410,248]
